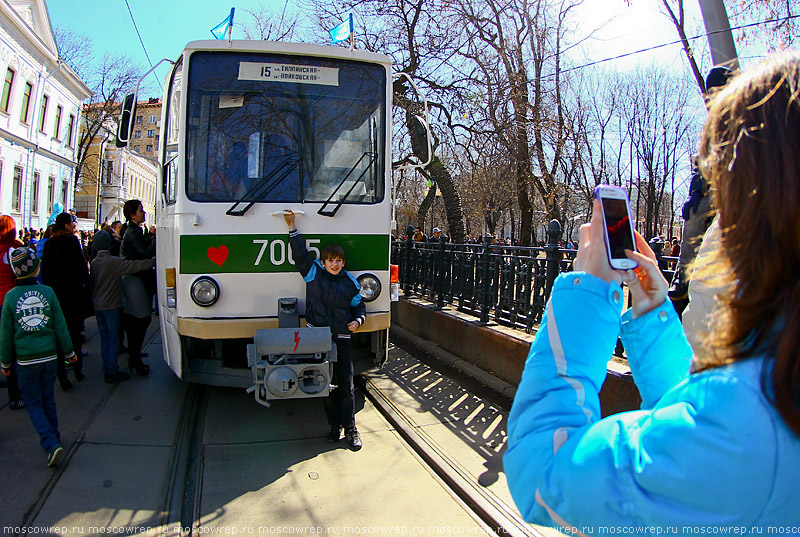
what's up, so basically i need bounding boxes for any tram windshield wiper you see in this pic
[317,151,377,218]
[226,155,299,217]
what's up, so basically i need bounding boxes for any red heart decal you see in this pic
[208,245,229,267]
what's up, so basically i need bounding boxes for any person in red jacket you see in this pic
[0,215,24,409]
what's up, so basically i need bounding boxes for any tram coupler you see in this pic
[247,326,337,408]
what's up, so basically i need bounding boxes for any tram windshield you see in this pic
[185,52,387,208]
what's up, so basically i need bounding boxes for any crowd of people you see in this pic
[0,199,156,468]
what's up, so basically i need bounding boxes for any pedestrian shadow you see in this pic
[370,341,509,490]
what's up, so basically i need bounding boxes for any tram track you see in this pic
[157,339,540,537]
[357,373,539,537]
[162,382,209,537]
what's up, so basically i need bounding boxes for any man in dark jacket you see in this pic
[428,227,448,243]
[283,209,366,451]
[40,213,89,384]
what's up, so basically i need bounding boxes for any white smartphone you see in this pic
[593,185,638,270]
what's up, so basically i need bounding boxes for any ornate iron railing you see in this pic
[392,221,677,333]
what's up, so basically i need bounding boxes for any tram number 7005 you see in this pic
[252,238,320,266]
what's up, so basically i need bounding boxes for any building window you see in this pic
[31,172,39,214]
[54,105,63,139]
[20,82,33,124]
[48,175,55,213]
[105,161,113,183]
[1,68,14,113]
[136,115,142,123]
[146,145,153,153]
[61,178,68,207]
[12,166,23,212]
[134,146,140,153]
[39,94,48,132]
[147,129,154,138]
[149,115,156,123]
[67,114,75,147]
[134,130,141,139]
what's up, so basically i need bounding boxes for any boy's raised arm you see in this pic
[284,209,314,279]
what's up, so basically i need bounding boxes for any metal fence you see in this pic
[392,221,677,334]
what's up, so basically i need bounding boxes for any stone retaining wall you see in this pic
[391,297,642,417]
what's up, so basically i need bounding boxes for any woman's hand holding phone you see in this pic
[575,199,668,318]
[621,234,668,318]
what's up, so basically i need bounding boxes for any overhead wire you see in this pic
[561,13,800,75]
[123,0,163,92]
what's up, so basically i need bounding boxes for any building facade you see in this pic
[73,123,157,229]
[74,97,161,229]
[0,0,91,231]
[130,97,160,160]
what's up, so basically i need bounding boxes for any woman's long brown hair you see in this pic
[696,50,800,435]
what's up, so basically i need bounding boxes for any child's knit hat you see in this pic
[10,247,40,279]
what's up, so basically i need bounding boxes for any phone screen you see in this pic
[601,198,635,259]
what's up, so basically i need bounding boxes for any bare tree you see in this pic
[54,30,149,204]
[53,25,92,80]
[659,1,708,96]
[452,0,579,245]
[618,66,695,239]
[727,0,798,49]
[75,55,143,192]
[301,0,468,242]
[239,2,302,41]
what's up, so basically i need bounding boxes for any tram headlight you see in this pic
[190,276,220,307]
[357,273,381,302]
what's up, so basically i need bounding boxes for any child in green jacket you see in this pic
[0,248,75,467]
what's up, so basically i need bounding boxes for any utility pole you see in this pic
[697,0,739,69]
[669,1,740,314]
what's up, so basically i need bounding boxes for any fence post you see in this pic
[544,219,562,301]
[403,224,414,296]
[479,234,493,324]
[435,238,446,310]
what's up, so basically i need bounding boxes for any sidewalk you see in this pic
[0,314,166,529]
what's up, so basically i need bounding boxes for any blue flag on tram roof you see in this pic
[329,14,353,44]
[211,8,235,40]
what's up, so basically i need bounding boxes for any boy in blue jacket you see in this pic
[0,248,75,467]
[283,210,366,450]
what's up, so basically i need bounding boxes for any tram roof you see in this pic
[180,40,392,67]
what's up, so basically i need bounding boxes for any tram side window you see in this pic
[163,59,183,205]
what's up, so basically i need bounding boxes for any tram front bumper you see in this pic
[246,326,337,408]
[176,312,390,340]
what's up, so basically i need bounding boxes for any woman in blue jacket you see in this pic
[504,51,800,531]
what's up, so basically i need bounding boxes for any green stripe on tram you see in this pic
[180,234,389,274]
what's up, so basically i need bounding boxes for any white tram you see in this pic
[118,41,419,405]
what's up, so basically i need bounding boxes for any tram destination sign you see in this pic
[180,233,389,274]
[238,62,339,86]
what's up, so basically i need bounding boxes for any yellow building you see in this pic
[74,113,158,229]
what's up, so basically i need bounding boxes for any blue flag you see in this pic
[329,14,353,44]
[211,8,235,40]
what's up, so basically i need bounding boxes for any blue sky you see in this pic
[47,1,259,63]
[46,0,705,74]
[46,0,270,97]
[45,0,746,100]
